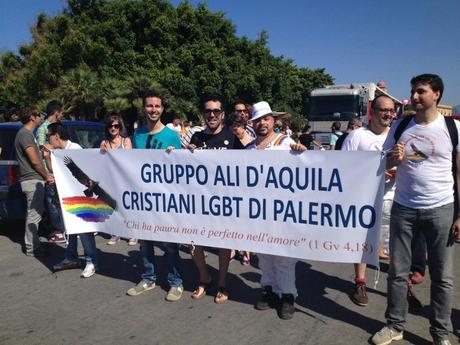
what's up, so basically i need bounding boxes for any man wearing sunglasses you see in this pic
[341,95,396,307]
[14,107,54,257]
[187,96,243,304]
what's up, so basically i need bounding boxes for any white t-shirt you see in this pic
[166,123,182,133]
[266,133,295,150]
[342,126,387,151]
[383,113,460,209]
[342,126,394,198]
[65,140,82,150]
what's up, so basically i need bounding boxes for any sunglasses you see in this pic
[203,109,222,116]
[108,124,120,129]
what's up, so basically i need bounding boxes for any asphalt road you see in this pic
[0,223,459,345]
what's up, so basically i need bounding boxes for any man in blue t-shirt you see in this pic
[127,92,183,302]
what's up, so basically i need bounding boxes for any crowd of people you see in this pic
[12,73,459,345]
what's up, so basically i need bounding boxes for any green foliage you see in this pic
[0,0,333,127]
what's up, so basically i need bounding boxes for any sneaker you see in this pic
[278,293,295,320]
[80,263,96,278]
[126,281,156,296]
[128,238,138,246]
[433,339,451,345]
[53,258,80,271]
[255,286,278,310]
[107,235,120,245]
[352,282,369,306]
[410,271,424,285]
[165,286,183,302]
[407,287,423,312]
[371,326,403,345]
[49,231,66,244]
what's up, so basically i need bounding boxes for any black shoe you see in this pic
[278,293,295,320]
[255,286,278,310]
[407,287,423,312]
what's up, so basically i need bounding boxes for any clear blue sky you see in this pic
[1,0,459,106]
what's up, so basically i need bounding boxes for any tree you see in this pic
[0,0,333,127]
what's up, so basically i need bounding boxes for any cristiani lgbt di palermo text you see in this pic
[121,163,377,229]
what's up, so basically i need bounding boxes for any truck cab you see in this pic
[308,83,402,148]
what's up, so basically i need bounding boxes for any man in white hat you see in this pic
[249,101,306,320]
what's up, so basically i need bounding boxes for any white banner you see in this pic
[51,149,385,265]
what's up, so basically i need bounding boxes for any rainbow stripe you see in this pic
[62,196,114,222]
[406,154,427,162]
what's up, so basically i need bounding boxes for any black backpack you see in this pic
[393,115,459,215]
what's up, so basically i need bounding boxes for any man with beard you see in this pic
[372,74,460,345]
[187,96,243,304]
[341,96,396,307]
[249,101,306,320]
[14,106,54,256]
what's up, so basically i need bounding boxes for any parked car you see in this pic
[0,120,105,221]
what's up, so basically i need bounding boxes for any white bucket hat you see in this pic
[251,101,287,121]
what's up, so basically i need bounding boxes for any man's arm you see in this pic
[41,145,53,174]
[24,146,54,184]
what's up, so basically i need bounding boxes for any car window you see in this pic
[0,128,19,160]
[68,125,105,148]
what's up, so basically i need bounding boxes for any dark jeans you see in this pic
[386,202,455,340]
[65,233,98,266]
[411,230,427,275]
[140,240,182,288]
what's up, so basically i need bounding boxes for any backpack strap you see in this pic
[445,116,459,215]
[444,116,458,151]
[393,115,414,143]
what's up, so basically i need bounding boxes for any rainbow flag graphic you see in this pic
[406,154,427,162]
[62,196,114,222]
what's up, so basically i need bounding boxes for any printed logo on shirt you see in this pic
[146,135,164,149]
[404,134,435,165]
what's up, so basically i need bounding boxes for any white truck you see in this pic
[308,83,402,148]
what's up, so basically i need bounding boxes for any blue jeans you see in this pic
[65,233,98,266]
[386,202,455,340]
[140,240,182,288]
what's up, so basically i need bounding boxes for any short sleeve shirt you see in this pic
[36,119,50,146]
[299,133,314,149]
[14,127,44,181]
[330,131,343,146]
[383,113,460,209]
[190,127,244,150]
[133,126,181,149]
